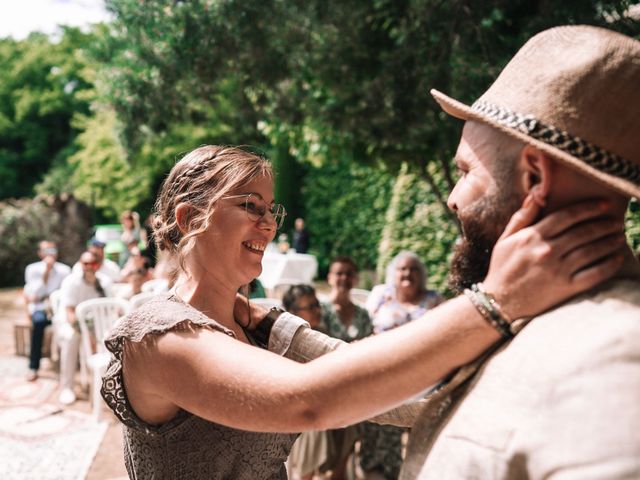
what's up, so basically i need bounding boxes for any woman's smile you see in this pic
[242,240,267,255]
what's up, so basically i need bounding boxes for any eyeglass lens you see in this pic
[244,194,286,229]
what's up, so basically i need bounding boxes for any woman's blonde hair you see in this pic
[153,145,272,274]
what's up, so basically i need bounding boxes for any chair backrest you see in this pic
[350,288,371,307]
[250,297,282,309]
[141,278,169,294]
[49,289,62,321]
[129,291,157,310]
[76,298,131,357]
[109,282,131,298]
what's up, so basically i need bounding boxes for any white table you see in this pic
[258,251,318,290]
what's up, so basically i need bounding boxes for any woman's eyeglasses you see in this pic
[223,193,287,229]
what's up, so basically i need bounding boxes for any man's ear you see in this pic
[518,145,554,207]
[175,203,195,234]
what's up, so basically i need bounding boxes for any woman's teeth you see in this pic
[243,241,265,253]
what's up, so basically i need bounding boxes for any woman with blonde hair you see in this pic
[120,210,148,248]
[101,145,623,479]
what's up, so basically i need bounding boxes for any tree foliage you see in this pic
[0,28,96,199]
[301,156,394,278]
[0,195,92,286]
[98,0,638,216]
[377,163,458,294]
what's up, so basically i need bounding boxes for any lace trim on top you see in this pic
[100,292,236,434]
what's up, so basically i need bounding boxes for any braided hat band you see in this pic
[471,100,640,186]
[430,25,640,200]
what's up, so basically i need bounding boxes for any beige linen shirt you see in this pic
[272,313,429,427]
[400,254,640,479]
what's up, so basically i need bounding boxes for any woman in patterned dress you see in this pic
[360,252,444,479]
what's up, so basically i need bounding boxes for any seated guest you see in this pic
[366,251,444,333]
[72,238,121,282]
[118,238,140,268]
[361,251,444,479]
[120,246,153,281]
[320,256,374,478]
[283,284,326,479]
[282,284,323,331]
[23,240,71,381]
[288,257,373,480]
[116,268,148,300]
[322,256,373,341]
[57,251,112,405]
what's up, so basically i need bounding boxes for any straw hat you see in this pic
[431,25,640,199]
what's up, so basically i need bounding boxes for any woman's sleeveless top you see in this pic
[101,293,298,479]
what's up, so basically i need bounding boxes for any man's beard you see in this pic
[448,189,523,293]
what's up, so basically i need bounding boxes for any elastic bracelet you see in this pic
[464,284,514,339]
[251,307,285,349]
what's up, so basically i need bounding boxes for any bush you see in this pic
[302,158,394,280]
[0,195,92,287]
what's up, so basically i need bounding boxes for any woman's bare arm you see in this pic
[124,198,624,433]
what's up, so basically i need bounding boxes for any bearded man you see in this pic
[399,25,640,479]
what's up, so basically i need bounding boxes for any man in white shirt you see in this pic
[72,238,121,282]
[23,241,71,381]
[57,250,112,405]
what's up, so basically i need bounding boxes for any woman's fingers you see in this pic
[562,233,627,277]
[570,250,624,288]
[483,197,626,320]
[552,219,623,259]
[499,194,538,239]
[532,199,610,238]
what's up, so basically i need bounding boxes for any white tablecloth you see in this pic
[258,251,318,289]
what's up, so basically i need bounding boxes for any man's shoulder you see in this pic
[54,262,71,274]
[499,278,640,375]
[539,277,640,325]
[60,272,84,289]
[25,261,42,274]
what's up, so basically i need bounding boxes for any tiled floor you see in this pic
[0,288,127,479]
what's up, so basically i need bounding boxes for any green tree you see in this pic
[0,28,96,199]
[377,163,458,294]
[302,156,394,277]
[99,0,638,217]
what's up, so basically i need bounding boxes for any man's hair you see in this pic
[38,240,55,250]
[329,255,359,273]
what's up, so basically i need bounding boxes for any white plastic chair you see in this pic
[250,297,282,309]
[350,288,371,307]
[48,289,62,363]
[76,297,130,421]
[141,278,169,294]
[109,282,131,298]
[129,291,157,310]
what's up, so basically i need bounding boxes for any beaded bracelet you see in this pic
[464,283,514,339]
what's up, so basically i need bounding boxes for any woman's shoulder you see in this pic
[107,293,233,349]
